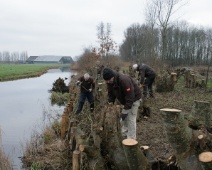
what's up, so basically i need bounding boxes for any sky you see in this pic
[0,0,212,60]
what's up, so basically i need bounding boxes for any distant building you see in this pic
[26,56,38,64]
[26,55,74,64]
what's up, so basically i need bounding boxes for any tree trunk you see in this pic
[122,139,150,170]
[160,108,203,170]
[199,152,212,170]
[188,100,212,130]
[72,150,80,170]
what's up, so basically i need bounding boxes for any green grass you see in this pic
[0,64,68,81]
[207,80,212,88]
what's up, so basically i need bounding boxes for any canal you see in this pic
[0,68,76,169]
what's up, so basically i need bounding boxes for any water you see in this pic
[0,68,76,169]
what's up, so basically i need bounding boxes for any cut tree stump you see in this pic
[199,152,212,170]
[160,108,203,170]
[72,150,80,170]
[122,139,150,170]
[188,100,212,130]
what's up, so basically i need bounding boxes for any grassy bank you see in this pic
[0,64,69,82]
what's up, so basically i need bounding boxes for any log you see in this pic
[140,145,156,165]
[72,150,80,170]
[198,134,207,150]
[199,152,212,170]
[73,127,87,147]
[160,108,192,154]
[191,74,196,88]
[188,100,211,130]
[122,139,150,170]
[79,145,101,159]
[61,109,69,139]
[79,144,105,170]
[171,72,177,82]
[160,108,203,170]
[69,101,74,113]
[140,146,150,157]
[100,104,129,169]
[69,126,76,151]
[201,79,206,88]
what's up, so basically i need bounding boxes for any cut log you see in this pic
[122,139,150,170]
[140,145,156,166]
[72,150,80,170]
[78,144,105,170]
[160,108,192,154]
[199,151,212,162]
[100,104,129,169]
[199,152,212,170]
[68,101,74,113]
[61,109,69,139]
[160,108,203,170]
[171,72,177,82]
[188,100,211,130]
[78,144,100,159]
[198,134,207,150]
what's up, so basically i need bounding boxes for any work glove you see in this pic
[76,81,81,86]
[108,102,113,105]
[140,84,144,88]
[88,88,92,92]
[121,109,129,121]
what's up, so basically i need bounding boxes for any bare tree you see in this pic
[145,0,186,61]
[96,22,117,65]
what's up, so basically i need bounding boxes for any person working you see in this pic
[75,73,95,114]
[102,67,141,139]
[96,60,104,80]
[132,63,156,98]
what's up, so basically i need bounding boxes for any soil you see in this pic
[137,100,175,162]
[22,67,212,169]
[136,83,212,162]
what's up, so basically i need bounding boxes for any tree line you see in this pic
[119,22,212,67]
[119,0,212,67]
[0,51,28,63]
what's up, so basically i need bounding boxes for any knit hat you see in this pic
[103,68,115,80]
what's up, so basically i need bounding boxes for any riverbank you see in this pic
[0,64,70,82]
[21,65,212,169]
[0,68,73,169]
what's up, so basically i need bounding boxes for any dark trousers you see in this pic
[76,91,94,114]
[143,76,155,98]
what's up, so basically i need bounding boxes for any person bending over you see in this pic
[102,67,141,139]
[75,73,95,114]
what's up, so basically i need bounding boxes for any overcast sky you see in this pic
[0,0,212,59]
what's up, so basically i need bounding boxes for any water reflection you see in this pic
[0,68,76,169]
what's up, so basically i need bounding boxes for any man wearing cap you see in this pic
[132,63,156,98]
[102,67,141,139]
[75,73,95,114]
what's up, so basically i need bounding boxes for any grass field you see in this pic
[0,64,68,82]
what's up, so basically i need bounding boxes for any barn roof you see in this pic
[26,56,38,61]
[34,55,71,62]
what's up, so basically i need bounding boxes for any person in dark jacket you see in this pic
[102,67,141,139]
[133,63,156,98]
[75,73,95,114]
[96,60,104,79]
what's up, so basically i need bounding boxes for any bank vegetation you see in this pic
[0,64,70,82]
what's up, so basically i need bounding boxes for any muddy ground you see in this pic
[22,68,212,169]
[136,83,212,162]
[137,100,175,161]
